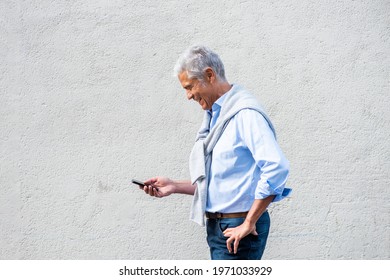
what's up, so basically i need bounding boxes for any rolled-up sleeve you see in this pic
[237,109,291,202]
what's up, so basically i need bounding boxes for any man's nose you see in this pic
[186,91,193,100]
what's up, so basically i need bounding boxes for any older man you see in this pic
[141,45,291,260]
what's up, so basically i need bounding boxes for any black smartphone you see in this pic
[132,179,145,187]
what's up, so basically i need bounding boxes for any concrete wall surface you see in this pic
[1,0,389,259]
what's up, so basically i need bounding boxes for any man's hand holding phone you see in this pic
[133,177,176,198]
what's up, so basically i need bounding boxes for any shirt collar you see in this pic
[209,84,232,113]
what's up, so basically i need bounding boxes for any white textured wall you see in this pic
[1,0,389,259]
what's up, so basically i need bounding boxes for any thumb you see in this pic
[251,229,258,236]
[144,178,157,185]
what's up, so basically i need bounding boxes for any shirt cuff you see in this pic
[255,186,292,202]
[272,187,292,202]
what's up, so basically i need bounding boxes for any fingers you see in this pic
[153,188,161,198]
[144,177,157,186]
[224,229,238,254]
[143,185,150,194]
[141,178,157,196]
[139,177,169,198]
[223,228,232,237]
[225,236,240,254]
[141,185,162,198]
[225,237,239,254]
[143,185,156,196]
[226,237,233,254]
[233,238,240,254]
[224,226,253,254]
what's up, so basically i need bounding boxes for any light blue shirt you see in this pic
[206,89,290,213]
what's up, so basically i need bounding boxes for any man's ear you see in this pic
[204,67,216,83]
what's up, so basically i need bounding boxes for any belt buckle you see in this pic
[215,212,223,219]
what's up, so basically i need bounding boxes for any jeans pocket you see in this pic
[250,213,270,247]
[217,218,245,237]
[256,211,271,235]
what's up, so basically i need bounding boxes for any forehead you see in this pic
[178,71,197,87]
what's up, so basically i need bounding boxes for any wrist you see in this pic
[243,218,256,228]
[171,180,187,194]
[171,180,179,194]
[173,180,195,195]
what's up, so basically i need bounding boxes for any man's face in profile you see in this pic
[178,71,215,110]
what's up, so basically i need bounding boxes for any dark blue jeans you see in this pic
[206,211,270,260]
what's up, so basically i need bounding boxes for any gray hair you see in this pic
[173,45,227,82]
